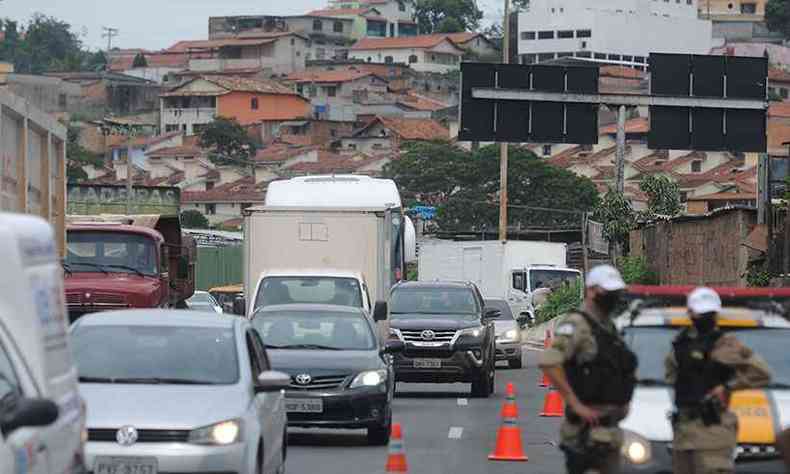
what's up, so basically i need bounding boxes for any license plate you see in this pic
[413,358,442,368]
[285,398,324,413]
[94,457,157,474]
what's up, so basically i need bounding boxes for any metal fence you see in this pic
[195,246,243,291]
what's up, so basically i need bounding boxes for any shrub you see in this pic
[535,280,583,324]
[618,256,658,285]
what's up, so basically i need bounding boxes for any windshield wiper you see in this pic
[69,262,108,274]
[103,264,147,277]
[80,376,217,385]
[79,376,116,383]
[637,378,669,386]
[272,344,343,350]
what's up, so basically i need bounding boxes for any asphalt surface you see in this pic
[287,347,565,474]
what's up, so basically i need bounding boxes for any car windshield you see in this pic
[484,300,515,320]
[529,269,581,292]
[254,277,363,310]
[252,310,376,350]
[71,325,239,384]
[66,231,158,276]
[390,287,479,317]
[623,326,790,387]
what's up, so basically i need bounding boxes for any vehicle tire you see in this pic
[367,408,392,446]
[508,357,523,369]
[471,367,492,398]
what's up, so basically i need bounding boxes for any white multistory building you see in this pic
[517,0,713,68]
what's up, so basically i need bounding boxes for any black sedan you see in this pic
[250,304,403,445]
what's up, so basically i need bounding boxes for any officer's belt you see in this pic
[566,410,618,427]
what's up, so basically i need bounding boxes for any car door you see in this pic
[246,330,285,473]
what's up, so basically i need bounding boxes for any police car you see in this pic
[617,286,790,473]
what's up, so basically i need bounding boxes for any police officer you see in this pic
[666,287,772,474]
[539,264,638,474]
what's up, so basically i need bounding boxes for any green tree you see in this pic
[593,189,635,245]
[86,50,107,71]
[414,0,483,33]
[180,210,210,229]
[639,174,682,218]
[132,52,148,68]
[199,117,258,168]
[535,280,583,324]
[767,0,790,38]
[15,14,87,74]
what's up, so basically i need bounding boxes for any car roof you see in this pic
[616,306,790,329]
[73,309,238,329]
[253,304,366,315]
[395,280,474,289]
[259,269,364,279]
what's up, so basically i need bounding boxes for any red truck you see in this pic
[64,184,196,321]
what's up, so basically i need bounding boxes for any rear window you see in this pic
[254,277,363,310]
[484,300,515,319]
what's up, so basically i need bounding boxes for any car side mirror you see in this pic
[233,297,246,316]
[255,371,291,393]
[373,301,388,322]
[0,397,59,436]
[483,308,502,320]
[382,339,405,354]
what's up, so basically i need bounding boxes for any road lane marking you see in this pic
[457,398,468,406]
[448,427,464,439]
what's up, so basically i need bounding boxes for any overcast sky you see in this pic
[1,0,504,51]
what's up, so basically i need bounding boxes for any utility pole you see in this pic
[615,105,627,193]
[102,26,119,52]
[499,0,510,241]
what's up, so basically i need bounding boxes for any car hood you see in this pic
[66,272,161,296]
[390,316,479,331]
[620,387,674,442]
[267,349,383,376]
[80,383,250,430]
[493,319,517,335]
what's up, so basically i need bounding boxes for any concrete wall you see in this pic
[629,208,757,286]
[2,74,82,115]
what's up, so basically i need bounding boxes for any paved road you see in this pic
[287,347,565,474]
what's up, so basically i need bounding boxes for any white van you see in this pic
[0,214,86,473]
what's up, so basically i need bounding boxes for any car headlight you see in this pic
[188,419,243,445]
[389,328,402,340]
[350,369,388,388]
[621,430,652,465]
[459,327,483,338]
[499,329,519,341]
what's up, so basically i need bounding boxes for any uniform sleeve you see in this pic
[665,350,678,385]
[712,334,772,391]
[538,315,581,368]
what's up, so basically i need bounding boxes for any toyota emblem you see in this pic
[116,426,138,446]
[294,374,312,385]
[421,330,436,340]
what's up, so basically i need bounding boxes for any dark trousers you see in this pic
[564,449,621,474]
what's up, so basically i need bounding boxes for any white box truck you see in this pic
[243,176,416,335]
[418,240,582,321]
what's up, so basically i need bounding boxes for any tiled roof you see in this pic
[181,176,264,203]
[769,67,790,84]
[284,70,381,84]
[115,131,181,150]
[283,151,387,174]
[306,7,377,16]
[600,117,649,134]
[166,38,276,52]
[600,66,645,80]
[109,52,192,71]
[351,35,464,51]
[254,143,315,163]
[769,102,790,118]
[357,116,449,141]
[687,191,757,201]
[279,134,313,146]
[162,76,299,97]
[546,145,585,168]
[396,92,448,111]
[147,145,203,157]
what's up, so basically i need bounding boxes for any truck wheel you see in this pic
[508,357,523,369]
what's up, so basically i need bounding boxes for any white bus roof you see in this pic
[263,175,402,209]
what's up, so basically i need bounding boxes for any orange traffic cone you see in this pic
[539,370,552,388]
[489,385,528,462]
[540,389,564,417]
[385,423,408,472]
[500,382,519,418]
[543,330,553,349]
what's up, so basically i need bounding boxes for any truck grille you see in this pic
[736,444,780,461]
[88,428,189,443]
[400,329,457,343]
[289,375,348,390]
[66,293,81,304]
[91,293,126,305]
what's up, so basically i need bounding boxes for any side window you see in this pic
[512,272,525,291]
[0,339,22,401]
[250,331,271,372]
[245,332,263,378]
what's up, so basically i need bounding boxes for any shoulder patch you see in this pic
[555,323,575,336]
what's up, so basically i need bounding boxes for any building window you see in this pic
[251,97,259,110]
[680,191,688,202]
[521,31,536,40]
[542,145,552,156]
[308,86,317,97]
[608,54,621,60]
[557,30,574,39]
[740,3,757,14]
[521,53,537,64]
[385,55,394,63]
[557,52,573,58]
[537,31,554,39]
[576,51,591,58]
[347,143,357,150]
[389,24,395,37]
[58,93,67,108]
[634,56,645,63]
[206,204,216,215]
[691,160,702,173]
[408,54,418,63]
[165,124,180,133]
[399,1,406,11]
[333,21,344,33]
[782,88,789,99]
[538,53,555,62]
[594,53,606,59]
[727,2,733,8]
[576,29,592,38]
[313,20,323,31]
[206,181,214,191]
[192,123,208,135]
[326,86,337,97]
[291,38,295,45]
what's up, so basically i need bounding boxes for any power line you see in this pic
[102,26,119,52]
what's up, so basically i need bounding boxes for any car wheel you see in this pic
[508,357,523,369]
[471,367,492,398]
[367,407,392,446]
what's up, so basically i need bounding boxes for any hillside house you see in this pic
[339,116,449,153]
[284,70,388,121]
[349,35,465,73]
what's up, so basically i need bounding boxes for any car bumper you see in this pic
[85,441,248,473]
[285,387,390,429]
[393,348,484,383]
[495,340,521,360]
[621,441,786,474]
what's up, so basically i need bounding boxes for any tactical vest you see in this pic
[564,312,638,405]
[673,329,734,408]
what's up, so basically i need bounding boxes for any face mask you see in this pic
[594,291,622,315]
[692,313,717,335]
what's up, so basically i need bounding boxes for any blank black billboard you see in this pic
[725,109,766,151]
[692,55,725,98]
[649,106,690,149]
[566,104,598,144]
[459,63,496,141]
[726,56,767,100]
[691,108,725,150]
[496,101,531,142]
[531,65,566,93]
[650,54,690,96]
[566,67,599,94]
